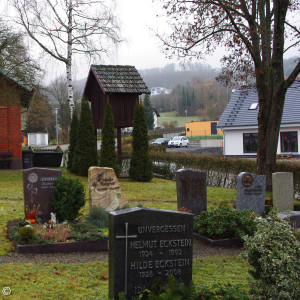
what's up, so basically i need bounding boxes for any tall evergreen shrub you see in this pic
[143,94,154,130]
[67,110,79,171]
[129,101,153,182]
[72,98,98,176]
[99,99,120,177]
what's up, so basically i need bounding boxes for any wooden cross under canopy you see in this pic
[83,64,150,163]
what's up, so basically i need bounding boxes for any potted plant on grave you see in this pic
[33,146,64,167]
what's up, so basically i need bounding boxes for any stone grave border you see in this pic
[193,233,243,247]
[16,239,108,254]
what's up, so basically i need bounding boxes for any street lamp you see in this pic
[54,107,59,145]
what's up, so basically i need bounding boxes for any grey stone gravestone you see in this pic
[277,211,300,229]
[176,169,207,215]
[109,207,193,299]
[236,172,266,215]
[272,172,294,212]
[23,167,62,223]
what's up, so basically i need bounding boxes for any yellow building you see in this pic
[185,121,223,136]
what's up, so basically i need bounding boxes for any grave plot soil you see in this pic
[0,239,243,264]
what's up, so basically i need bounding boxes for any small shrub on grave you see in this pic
[18,226,36,244]
[70,222,106,241]
[51,176,85,223]
[85,206,109,228]
[197,283,250,300]
[119,276,197,300]
[243,209,300,299]
[193,207,257,239]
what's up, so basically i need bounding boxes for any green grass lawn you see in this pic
[157,112,201,127]
[0,169,249,298]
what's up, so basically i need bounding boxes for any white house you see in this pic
[27,133,49,146]
[153,107,160,128]
[217,80,300,157]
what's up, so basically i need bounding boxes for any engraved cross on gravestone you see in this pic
[116,222,137,295]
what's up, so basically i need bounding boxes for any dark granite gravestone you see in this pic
[278,211,300,229]
[236,172,266,215]
[109,207,194,299]
[176,169,207,215]
[23,168,62,223]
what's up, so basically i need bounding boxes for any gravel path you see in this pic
[0,239,243,264]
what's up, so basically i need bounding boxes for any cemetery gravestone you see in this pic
[278,211,300,229]
[272,172,294,212]
[109,207,193,299]
[236,172,266,215]
[23,167,62,223]
[88,167,127,212]
[176,169,207,215]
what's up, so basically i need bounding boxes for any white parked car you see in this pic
[168,136,189,148]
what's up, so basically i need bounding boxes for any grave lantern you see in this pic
[83,65,151,164]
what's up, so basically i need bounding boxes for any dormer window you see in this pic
[249,103,258,110]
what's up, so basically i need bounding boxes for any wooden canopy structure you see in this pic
[83,65,150,163]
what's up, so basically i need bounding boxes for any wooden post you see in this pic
[117,127,122,165]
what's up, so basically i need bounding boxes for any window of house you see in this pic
[280,131,298,152]
[249,103,258,110]
[243,133,258,153]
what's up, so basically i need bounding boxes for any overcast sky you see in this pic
[115,0,224,69]
[44,0,224,83]
[3,0,298,84]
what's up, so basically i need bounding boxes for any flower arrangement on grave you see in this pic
[24,204,41,224]
[178,206,192,214]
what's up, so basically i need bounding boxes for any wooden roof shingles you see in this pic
[91,65,150,94]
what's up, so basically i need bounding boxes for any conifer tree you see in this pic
[72,98,98,176]
[129,101,153,182]
[143,94,154,130]
[99,99,120,177]
[67,110,79,171]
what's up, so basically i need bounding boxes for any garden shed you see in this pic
[83,65,150,162]
[0,70,33,169]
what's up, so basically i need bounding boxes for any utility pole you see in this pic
[54,107,59,145]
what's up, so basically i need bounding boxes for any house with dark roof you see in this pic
[217,80,300,157]
[83,65,150,162]
[0,70,33,169]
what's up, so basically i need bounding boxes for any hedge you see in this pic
[149,151,300,189]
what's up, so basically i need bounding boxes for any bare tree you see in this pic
[0,20,40,88]
[159,0,300,188]
[47,75,81,142]
[11,0,121,114]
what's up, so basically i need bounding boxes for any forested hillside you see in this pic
[72,58,297,122]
